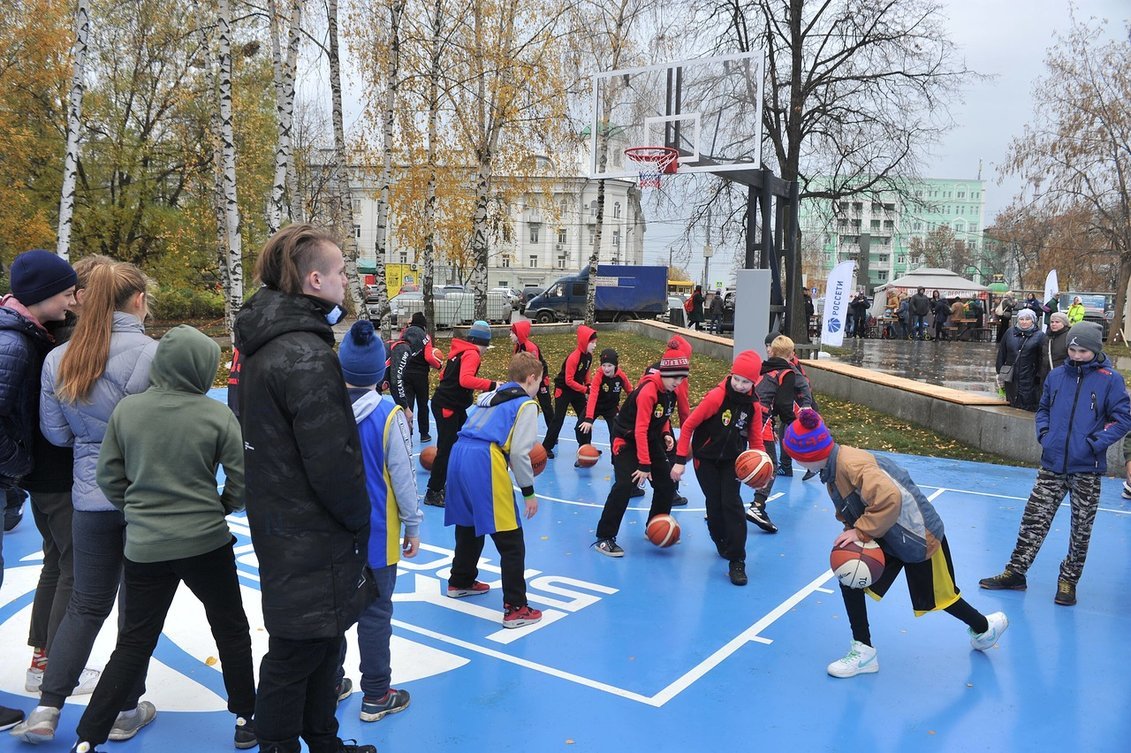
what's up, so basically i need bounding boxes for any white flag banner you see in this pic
[1043,269,1059,311]
[821,260,856,347]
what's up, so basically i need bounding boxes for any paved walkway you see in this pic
[825,337,999,395]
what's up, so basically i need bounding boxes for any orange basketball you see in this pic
[529,444,548,476]
[419,445,437,471]
[576,444,600,468]
[735,449,774,488]
[645,514,681,548]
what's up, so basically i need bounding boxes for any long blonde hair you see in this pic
[56,261,149,404]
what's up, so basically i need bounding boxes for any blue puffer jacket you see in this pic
[1036,353,1131,474]
[40,312,157,511]
[0,303,55,488]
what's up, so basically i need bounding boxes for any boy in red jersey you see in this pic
[671,351,766,585]
[593,348,689,557]
[509,320,553,427]
[540,325,597,458]
[577,348,632,464]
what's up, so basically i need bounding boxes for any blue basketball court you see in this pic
[2,392,1129,752]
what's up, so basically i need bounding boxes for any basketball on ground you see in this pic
[645,514,681,548]
[576,444,600,467]
[830,540,886,589]
[735,449,774,488]
[529,444,548,476]
[419,445,437,471]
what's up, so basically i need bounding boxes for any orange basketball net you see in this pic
[624,146,679,189]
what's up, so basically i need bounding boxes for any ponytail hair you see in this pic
[56,261,150,404]
[255,224,340,295]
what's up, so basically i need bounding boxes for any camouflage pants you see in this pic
[1008,468,1101,584]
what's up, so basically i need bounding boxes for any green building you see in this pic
[798,177,987,290]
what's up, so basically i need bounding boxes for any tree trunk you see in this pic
[268,0,302,235]
[422,0,443,337]
[217,0,243,338]
[469,153,492,321]
[372,0,404,335]
[56,0,90,261]
[326,0,368,320]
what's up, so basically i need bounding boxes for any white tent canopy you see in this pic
[870,268,989,316]
[875,267,989,295]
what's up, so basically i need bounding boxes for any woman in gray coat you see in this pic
[13,262,158,745]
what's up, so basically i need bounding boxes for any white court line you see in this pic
[923,485,1131,516]
[393,566,834,708]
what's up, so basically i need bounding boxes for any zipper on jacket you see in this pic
[1062,371,1084,475]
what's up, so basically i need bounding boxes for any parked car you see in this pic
[440,284,466,295]
[365,284,380,303]
[522,286,544,304]
[389,291,425,326]
[490,287,524,311]
[659,295,687,326]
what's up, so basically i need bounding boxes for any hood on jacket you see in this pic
[0,295,50,335]
[149,325,220,395]
[1064,351,1110,377]
[233,288,336,358]
[511,320,532,346]
[447,337,481,359]
[760,356,792,374]
[402,324,427,352]
[575,325,597,351]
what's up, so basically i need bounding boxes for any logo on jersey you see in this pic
[653,403,665,418]
[721,409,732,426]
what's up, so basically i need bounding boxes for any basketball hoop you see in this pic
[624,146,679,189]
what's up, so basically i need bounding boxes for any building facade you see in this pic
[349,165,646,291]
[799,177,988,290]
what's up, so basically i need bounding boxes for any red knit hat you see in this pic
[659,348,690,377]
[731,350,762,383]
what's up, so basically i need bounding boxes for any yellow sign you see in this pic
[385,264,418,298]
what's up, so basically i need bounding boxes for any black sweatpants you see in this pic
[255,634,345,753]
[596,439,675,540]
[755,439,780,503]
[536,383,554,431]
[695,457,746,563]
[403,370,431,437]
[428,404,467,494]
[450,526,528,607]
[542,388,588,451]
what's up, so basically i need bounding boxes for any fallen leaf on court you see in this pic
[541,535,549,540]
[205,656,218,666]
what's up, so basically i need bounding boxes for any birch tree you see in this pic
[217,0,244,336]
[57,0,91,261]
[326,0,371,319]
[571,0,651,325]
[267,0,302,234]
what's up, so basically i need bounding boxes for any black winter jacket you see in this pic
[0,304,55,489]
[233,288,375,639]
[997,325,1046,411]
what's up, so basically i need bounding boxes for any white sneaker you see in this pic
[25,667,100,695]
[10,705,60,743]
[827,640,879,678]
[1122,481,1131,500]
[970,611,1008,651]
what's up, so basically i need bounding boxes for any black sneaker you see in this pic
[593,538,625,557]
[419,434,432,442]
[978,570,1027,591]
[746,502,778,533]
[234,716,256,749]
[728,561,748,586]
[336,677,353,704]
[629,485,646,498]
[0,705,25,732]
[423,489,445,507]
[671,494,688,506]
[775,466,792,477]
[338,741,377,753]
[1054,579,1077,606]
[543,447,555,459]
[802,470,818,481]
[1122,481,1131,500]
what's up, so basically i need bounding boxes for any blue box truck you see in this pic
[524,265,668,323]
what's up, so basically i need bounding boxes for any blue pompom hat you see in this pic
[339,320,387,386]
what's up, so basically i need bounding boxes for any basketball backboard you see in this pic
[589,51,764,181]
